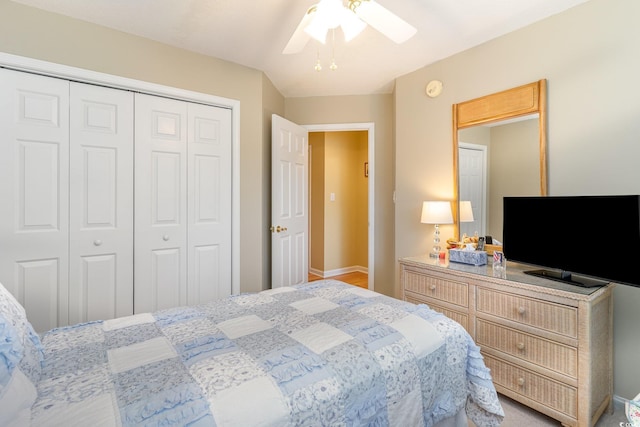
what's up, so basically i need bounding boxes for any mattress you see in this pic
[2,280,504,426]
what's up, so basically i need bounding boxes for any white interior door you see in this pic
[0,68,70,332]
[187,103,232,304]
[271,114,309,288]
[68,82,134,324]
[135,94,188,313]
[459,143,487,238]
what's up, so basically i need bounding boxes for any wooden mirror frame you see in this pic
[452,79,548,240]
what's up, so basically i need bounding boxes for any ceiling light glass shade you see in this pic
[460,201,475,222]
[421,201,453,225]
[340,8,367,42]
[305,0,341,43]
[305,0,366,44]
[352,0,416,44]
[304,19,329,44]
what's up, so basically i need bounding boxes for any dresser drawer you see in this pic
[477,288,577,338]
[484,354,577,419]
[405,295,469,331]
[403,270,468,308]
[476,319,577,378]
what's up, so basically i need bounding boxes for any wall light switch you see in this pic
[330,192,335,201]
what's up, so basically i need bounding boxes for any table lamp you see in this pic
[421,201,453,257]
[460,200,475,223]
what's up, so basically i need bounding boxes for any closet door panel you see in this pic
[135,94,188,313]
[152,248,182,310]
[69,82,134,324]
[187,104,232,304]
[0,68,70,332]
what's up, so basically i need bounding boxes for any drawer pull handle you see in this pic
[517,306,526,315]
[163,235,170,241]
[517,377,525,387]
[517,342,525,350]
[429,285,437,291]
[93,239,102,246]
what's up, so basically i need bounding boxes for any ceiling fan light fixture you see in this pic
[340,7,367,42]
[304,0,344,43]
[284,0,414,54]
[305,18,329,44]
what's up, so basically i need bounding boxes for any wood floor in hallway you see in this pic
[308,271,368,289]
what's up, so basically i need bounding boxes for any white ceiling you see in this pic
[12,0,590,98]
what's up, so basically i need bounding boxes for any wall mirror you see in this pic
[452,79,547,244]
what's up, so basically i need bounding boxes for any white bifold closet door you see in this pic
[0,68,71,332]
[134,94,232,313]
[0,70,134,331]
[1,67,232,331]
[68,82,134,325]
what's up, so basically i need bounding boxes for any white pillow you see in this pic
[0,282,44,424]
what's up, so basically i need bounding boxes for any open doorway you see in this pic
[304,123,374,290]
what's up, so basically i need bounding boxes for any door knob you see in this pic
[270,225,288,233]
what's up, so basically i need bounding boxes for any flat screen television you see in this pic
[502,195,640,288]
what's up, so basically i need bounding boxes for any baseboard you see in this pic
[308,267,324,277]
[309,265,368,278]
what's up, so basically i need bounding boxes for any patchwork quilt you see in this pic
[29,280,503,426]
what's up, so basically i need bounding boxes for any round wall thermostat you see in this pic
[426,80,443,98]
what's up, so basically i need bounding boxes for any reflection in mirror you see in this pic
[452,80,547,243]
[458,114,540,242]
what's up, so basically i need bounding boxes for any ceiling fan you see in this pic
[283,0,417,54]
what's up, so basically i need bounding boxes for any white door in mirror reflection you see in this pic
[459,143,486,238]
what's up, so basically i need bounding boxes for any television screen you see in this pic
[503,195,640,287]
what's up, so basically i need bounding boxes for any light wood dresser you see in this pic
[399,255,613,427]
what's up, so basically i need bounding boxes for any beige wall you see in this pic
[285,95,395,296]
[309,131,368,274]
[395,0,640,400]
[0,1,284,294]
[309,133,326,272]
[323,131,368,272]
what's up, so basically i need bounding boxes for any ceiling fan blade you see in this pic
[352,0,416,44]
[283,6,315,54]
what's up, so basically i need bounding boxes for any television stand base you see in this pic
[524,269,606,288]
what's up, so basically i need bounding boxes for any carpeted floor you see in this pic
[479,394,629,426]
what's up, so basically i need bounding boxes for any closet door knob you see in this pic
[93,239,102,246]
[163,235,170,241]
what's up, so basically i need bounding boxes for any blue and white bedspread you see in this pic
[32,280,503,426]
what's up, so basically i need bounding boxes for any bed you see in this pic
[1,279,504,426]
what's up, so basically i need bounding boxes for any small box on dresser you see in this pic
[399,255,613,427]
[449,248,488,266]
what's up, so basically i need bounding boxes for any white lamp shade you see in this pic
[421,201,453,224]
[460,201,475,222]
